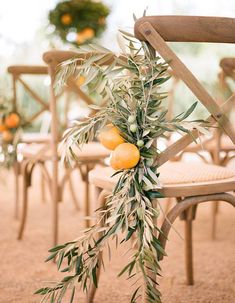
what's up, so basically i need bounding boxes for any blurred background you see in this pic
[1,0,235,126]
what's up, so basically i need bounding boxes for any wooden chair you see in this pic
[7,65,51,219]
[87,16,235,301]
[162,63,235,238]
[15,51,110,245]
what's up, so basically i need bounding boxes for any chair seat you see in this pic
[19,142,110,162]
[89,162,235,197]
[21,132,51,144]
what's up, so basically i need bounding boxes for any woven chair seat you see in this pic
[89,162,235,198]
[19,142,110,162]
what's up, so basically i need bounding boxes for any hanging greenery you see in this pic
[0,103,22,168]
[35,31,208,302]
[49,0,110,46]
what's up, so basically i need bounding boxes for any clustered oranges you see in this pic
[98,124,124,150]
[76,27,95,44]
[110,143,140,170]
[5,113,20,129]
[0,112,20,143]
[61,14,73,25]
[98,124,140,170]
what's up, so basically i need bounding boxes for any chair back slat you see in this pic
[158,94,235,166]
[8,65,49,125]
[137,21,235,144]
[134,16,235,165]
[135,16,235,43]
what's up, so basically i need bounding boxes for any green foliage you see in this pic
[49,0,110,46]
[36,31,208,302]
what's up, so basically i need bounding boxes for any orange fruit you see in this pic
[76,75,85,86]
[5,113,20,129]
[81,28,95,39]
[0,124,7,132]
[2,130,13,143]
[98,124,125,150]
[61,14,72,25]
[110,143,140,170]
[76,33,86,44]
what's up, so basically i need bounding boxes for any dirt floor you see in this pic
[0,166,235,303]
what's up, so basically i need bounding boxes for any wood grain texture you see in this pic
[134,16,235,43]
[137,21,235,145]
[8,65,47,75]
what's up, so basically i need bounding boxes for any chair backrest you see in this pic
[134,15,235,167]
[43,50,100,158]
[43,50,126,142]
[7,65,49,127]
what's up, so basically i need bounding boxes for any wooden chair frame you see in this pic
[42,50,128,245]
[8,66,50,219]
[8,62,101,245]
[87,16,235,302]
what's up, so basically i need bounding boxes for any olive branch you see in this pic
[36,31,208,302]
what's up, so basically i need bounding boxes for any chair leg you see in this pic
[68,174,80,211]
[52,169,59,246]
[13,161,20,220]
[158,193,235,288]
[86,188,107,303]
[185,218,194,285]
[40,167,46,203]
[86,252,102,303]
[211,201,219,240]
[84,165,90,228]
[180,205,196,285]
[17,162,32,240]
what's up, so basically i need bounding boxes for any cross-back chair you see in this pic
[15,50,111,246]
[161,60,235,238]
[87,16,235,302]
[42,50,111,245]
[7,65,51,219]
[8,64,82,238]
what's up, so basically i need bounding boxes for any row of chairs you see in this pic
[8,51,110,246]
[6,15,235,301]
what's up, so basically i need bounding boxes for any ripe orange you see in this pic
[110,143,140,170]
[98,124,125,150]
[81,28,95,39]
[61,14,72,25]
[76,33,86,44]
[0,124,7,132]
[2,130,13,143]
[5,113,20,129]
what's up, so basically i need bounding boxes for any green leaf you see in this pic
[48,245,66,253]
[70,286,76,303]
[45,252,58,262]
[131,286,141,302]
[57,251,65,270]
[147,191,164,199]
[92,267,98,288]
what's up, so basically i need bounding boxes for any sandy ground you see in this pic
[0,167,235,303]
